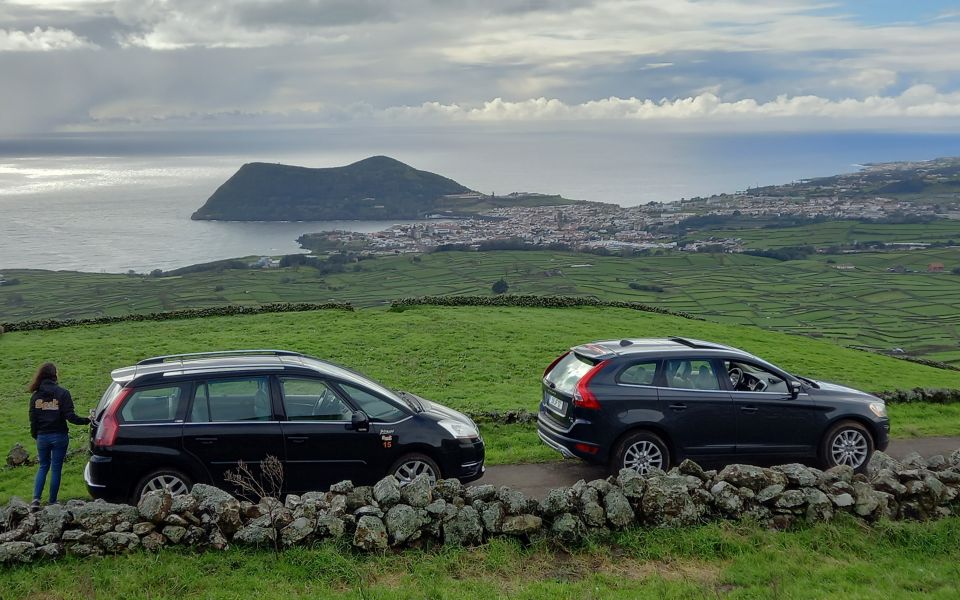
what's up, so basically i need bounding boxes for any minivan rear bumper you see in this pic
[84,454,125,502]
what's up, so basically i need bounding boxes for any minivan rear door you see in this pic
[181,376,286,489]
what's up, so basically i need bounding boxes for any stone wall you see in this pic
[1,450,958,564]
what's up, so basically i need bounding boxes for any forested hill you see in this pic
[191,156,474,221]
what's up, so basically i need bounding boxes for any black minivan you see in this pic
[85,350,484,502]
[538,338,890,474]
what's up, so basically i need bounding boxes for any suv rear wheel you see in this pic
[390,453,441,486]
[821,420,874,473]
[613,430,671,475]
[134,468,192,502]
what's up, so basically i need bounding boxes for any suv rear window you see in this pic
[545,353,596,395]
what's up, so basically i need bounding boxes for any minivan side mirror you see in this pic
[351,410,370,432]
[789,381,802,399]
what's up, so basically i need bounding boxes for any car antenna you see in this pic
[619,339,633,347]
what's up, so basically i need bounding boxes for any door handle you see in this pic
[195,437,218,444]
[668,403,687,411]
[740,406,758,414]
[287,436,308,444]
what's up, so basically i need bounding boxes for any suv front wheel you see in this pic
[612,430,671,476]
[821,420,874,473]
[133,468,192,502]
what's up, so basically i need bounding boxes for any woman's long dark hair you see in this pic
[28,362,58,393]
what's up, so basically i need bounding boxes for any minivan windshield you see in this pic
[545,353,595,395]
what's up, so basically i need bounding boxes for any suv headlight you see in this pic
[438,419,479,439]
[869,402,887,418]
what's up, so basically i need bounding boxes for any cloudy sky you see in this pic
[3,0,960,143]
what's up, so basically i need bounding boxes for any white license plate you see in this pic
[546,394,566,415]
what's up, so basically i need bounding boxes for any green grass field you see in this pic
[2,305,959,504]
[2,516,959,599]
[687,219,960,249]
[5,247,960,365]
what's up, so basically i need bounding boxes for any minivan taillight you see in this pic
[93,387,132,447]
[572,360,610,410]
[543,351,570,378]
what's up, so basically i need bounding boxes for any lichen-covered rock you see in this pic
[901,452,926,469]
[355,506,384,519]
[830,493,855,508]
[642,475,705,527]
[70,502,139,535]
[353,515,388,550]
[425,499,447,517]
[867,451,901,477]
[677,459,708,481]
[925,455,948,471]
[717,464,785,492]
[772,463,817,488]
[818,465,854,487]
[540,488,574,517]
[30,532,57,546]
[373,475,402,507]
[132,522,155,536]
[317,513,346,539]
[774,489,805,511]
[61,529,95,544]
[431,478,462,502]
[162,525,187,544]
[803,488,834,522]
[191,484,242,534]
[67,543,101,557]
[346,487,375,511]
[756,484,785,504]
[479,501,505,534]
[711,481,744,515]
[550,512,586,544]
[6,443,30,468]
[141,532,166,552]
[385,504,422,545]
[163,514,189,527]
[578,487,606,528]
[497,487,529,515]
[330,480,354,494]
[442,506,483,546]
[501,514,542,535]
[207,529,229,551]
[465,484,496,503]
[0,541,35,564]
[852,481,881,518]
[872,469,907,497]
[36,543,62,559]
[603,489,634,528]
[401,476,432,508]
[37,504,70,537]
[233,525,276,546]
[138,490,173,524]
[171,494,198,515]
[281,517,314,547]
[587,478,613,496]
[284,494,302,511]
[99,532,140,553]
[616,469,646,500]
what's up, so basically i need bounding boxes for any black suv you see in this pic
[85,350,484,502]
[538,338,890,474]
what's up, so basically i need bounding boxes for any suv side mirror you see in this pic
[789,381,802,399]
[351,410,370,432]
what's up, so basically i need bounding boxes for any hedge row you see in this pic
[0,302,354,333]
[388,295,704,320]
[875,388,960,405]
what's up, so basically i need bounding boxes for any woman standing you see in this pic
[28,363,89,509]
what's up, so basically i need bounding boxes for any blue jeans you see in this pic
[34,432,69,503]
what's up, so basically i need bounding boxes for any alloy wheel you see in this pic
[394,460,437,485]
[830,429,868,468]
[142,474,189,497]
[622,440,664,475]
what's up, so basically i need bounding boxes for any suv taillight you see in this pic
[93,387,132,447]
[543,351,570,378]
[572,360,609,410]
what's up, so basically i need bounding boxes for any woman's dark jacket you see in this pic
[29,378,89,438]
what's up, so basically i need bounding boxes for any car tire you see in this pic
[612,430,671,476]
[821,420,874,473]
[132,468,192,503]
[389,453,441,486]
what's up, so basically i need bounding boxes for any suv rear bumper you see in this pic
[537,411,603,463]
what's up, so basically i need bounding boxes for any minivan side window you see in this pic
[280,377,353,421]
[617,361,659,386]
[189,377,273,422]
[664,359,720,391]
[120,385,185,423]
[339,383,408,422]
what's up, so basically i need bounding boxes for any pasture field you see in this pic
[1,306,959,504]
[687,219,960,249]
[2,516,959,598]
[4,247,960,364]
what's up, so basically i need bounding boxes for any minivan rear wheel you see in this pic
[390,453,441,486]
[134,469,192,502]
[821,420,874,473]
[613,430,671,476]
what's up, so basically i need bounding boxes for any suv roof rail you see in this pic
[137,349,305,365]
[668,337,715,349]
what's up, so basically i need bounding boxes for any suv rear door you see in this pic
[657,357,736,457]
[182,375,286,489]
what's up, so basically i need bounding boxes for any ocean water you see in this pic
[1,130,958,273]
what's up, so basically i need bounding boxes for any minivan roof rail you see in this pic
[137,349,305,365]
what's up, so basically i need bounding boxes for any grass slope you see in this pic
[2,306,959,503]
[5,248,960,364]
[2,517,959,598]
[688,219,960,249]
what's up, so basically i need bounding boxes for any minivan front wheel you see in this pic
[613,430,671,476]
[134,469,192,502]
[821,420,874,472]
[390,453,440,486]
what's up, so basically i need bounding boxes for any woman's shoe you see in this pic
[30,499,41,511]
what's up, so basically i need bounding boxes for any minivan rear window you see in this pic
[545,353,596,395]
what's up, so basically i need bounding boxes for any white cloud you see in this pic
[0,26,96,51]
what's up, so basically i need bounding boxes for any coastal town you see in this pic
[298,158,960,256]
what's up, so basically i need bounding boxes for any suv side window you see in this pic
[120,385,185,423]
[339,383,408,422]
[664,359,720,391]
[723,360,789,394]
[617,361,659,386]
[189,377,273,422]
[280,377,354,421]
